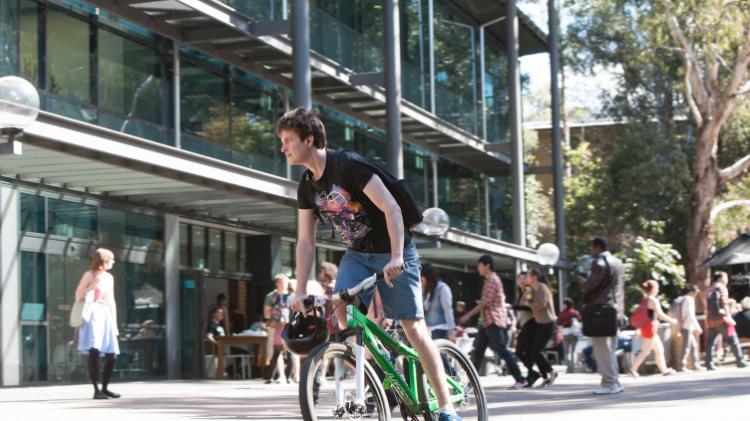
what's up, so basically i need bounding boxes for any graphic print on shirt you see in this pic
[314,184,371,248]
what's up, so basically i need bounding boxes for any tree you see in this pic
[659,0,750,287]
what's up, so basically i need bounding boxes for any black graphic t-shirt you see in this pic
[297,150,400,253]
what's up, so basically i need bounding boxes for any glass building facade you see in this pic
[0,0,529,385]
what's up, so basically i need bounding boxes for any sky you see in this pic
[518,0,620,122]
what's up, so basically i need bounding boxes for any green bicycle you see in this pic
[291,271,487,421]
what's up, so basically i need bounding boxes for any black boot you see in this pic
[101,353,120,398]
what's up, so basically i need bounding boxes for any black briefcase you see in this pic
[581,305,618,337]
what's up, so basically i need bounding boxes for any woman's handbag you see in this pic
[70,290,94,328]
[630,298,651,329]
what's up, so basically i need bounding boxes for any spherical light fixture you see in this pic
[415,207,450,236]
[537,243,560,266]
[0,76,40,135]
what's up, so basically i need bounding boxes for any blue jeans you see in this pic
[335,241,423,321]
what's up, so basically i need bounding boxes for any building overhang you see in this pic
[2,111,535,269]
[452,0,549,56]
[82,0,511,176]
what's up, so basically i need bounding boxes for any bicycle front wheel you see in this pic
[434,339,488,421]
[299,342,392,421]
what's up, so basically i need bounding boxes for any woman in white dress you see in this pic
[74,248,120,399]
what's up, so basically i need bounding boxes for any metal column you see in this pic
[506,0,526,247]
[292,0,311,108]
[0,186,20,386]
[479,27,487,139]
[164,214,181,379]
[384,0,403,178]
[428,0,436,114]
[549,0,567,304]
[173,45,181,148]
[432,157,439,207]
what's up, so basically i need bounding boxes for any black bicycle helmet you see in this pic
[282,311,329,355]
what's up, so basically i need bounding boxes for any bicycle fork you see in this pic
[333,327,367,417]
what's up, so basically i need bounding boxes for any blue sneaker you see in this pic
[438,412,462,421]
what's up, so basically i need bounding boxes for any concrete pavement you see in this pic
[0,366,747,420]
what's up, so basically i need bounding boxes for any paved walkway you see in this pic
[1,366,747,420]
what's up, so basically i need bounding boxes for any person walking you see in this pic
[263,274,292,384]
[74,248,120,399]
[705,272,748,369]
[279,108,461,420]
[628,280,677,377]
[675,285,703,371]
[512,272,535,386]
[523,268,559,387]
[558,298,582,374]
[460,255,526,389]
[580,237,625,395]
[421,262,456,341]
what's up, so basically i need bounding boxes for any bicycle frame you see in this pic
[341,302,465,415]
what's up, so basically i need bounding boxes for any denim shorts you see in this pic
[335,241,423,321]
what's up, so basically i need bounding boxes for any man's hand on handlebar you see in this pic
[383,257,405,288]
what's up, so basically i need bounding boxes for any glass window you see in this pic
[438,159,483,234]
[230,81,285,176]
[47,198,97,240]
[404,145,431,210]
[433,3,478,134]
[111,261,166,378]
[18,0,38,82]
[21,252,46,321]
[20,193,45,233]
[46,8,91,104]
[225,232,238,273]
[21,325,47,382]
[191,225,206,269]
[0,0,19,76]
[179,223,189,268]
[99,207,164,249]
[484,46,508,142]
[98,28,168,143]
[488,176,511,241]
[180,61,230,160]
[207,228,223,271]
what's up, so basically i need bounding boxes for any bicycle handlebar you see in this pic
[302,264,406,310]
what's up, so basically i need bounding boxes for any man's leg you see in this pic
[705,326,719,369]
[469,326,489,372]
[678,329,690,371]
[485,324,524,382]
[400,319,451,409]
[590,336,619,387]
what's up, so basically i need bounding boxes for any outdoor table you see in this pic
[215,335,267,379]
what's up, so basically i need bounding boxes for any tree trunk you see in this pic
[685,123,721,298]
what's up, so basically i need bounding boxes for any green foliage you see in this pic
[623,236,686,310]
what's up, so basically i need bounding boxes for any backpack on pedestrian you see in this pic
[630,298,651,329]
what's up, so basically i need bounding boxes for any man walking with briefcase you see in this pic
[579,237,625,395]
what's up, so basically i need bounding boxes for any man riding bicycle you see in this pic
[277,107,462,421]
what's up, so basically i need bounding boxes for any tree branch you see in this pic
[661,0,710,114]
[719,154,750,185]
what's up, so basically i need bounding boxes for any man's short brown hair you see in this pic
[276,107,327,149]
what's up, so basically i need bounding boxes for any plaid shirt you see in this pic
[481,272,507,328]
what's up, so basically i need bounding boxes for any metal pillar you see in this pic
[292,0,311,108]
[0,186,20,386]
[431,156,439,207]
[479,27,487,139]
[164,214,181,379]
[428,0,436,114]
[549,0,567,304]
[483,175,491,236]
[384,0,403,178]
[173,45,181,148]
[506,0,526,247]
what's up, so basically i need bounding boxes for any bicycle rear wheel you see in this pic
[432,339,488,421]
[300,342,392,421]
